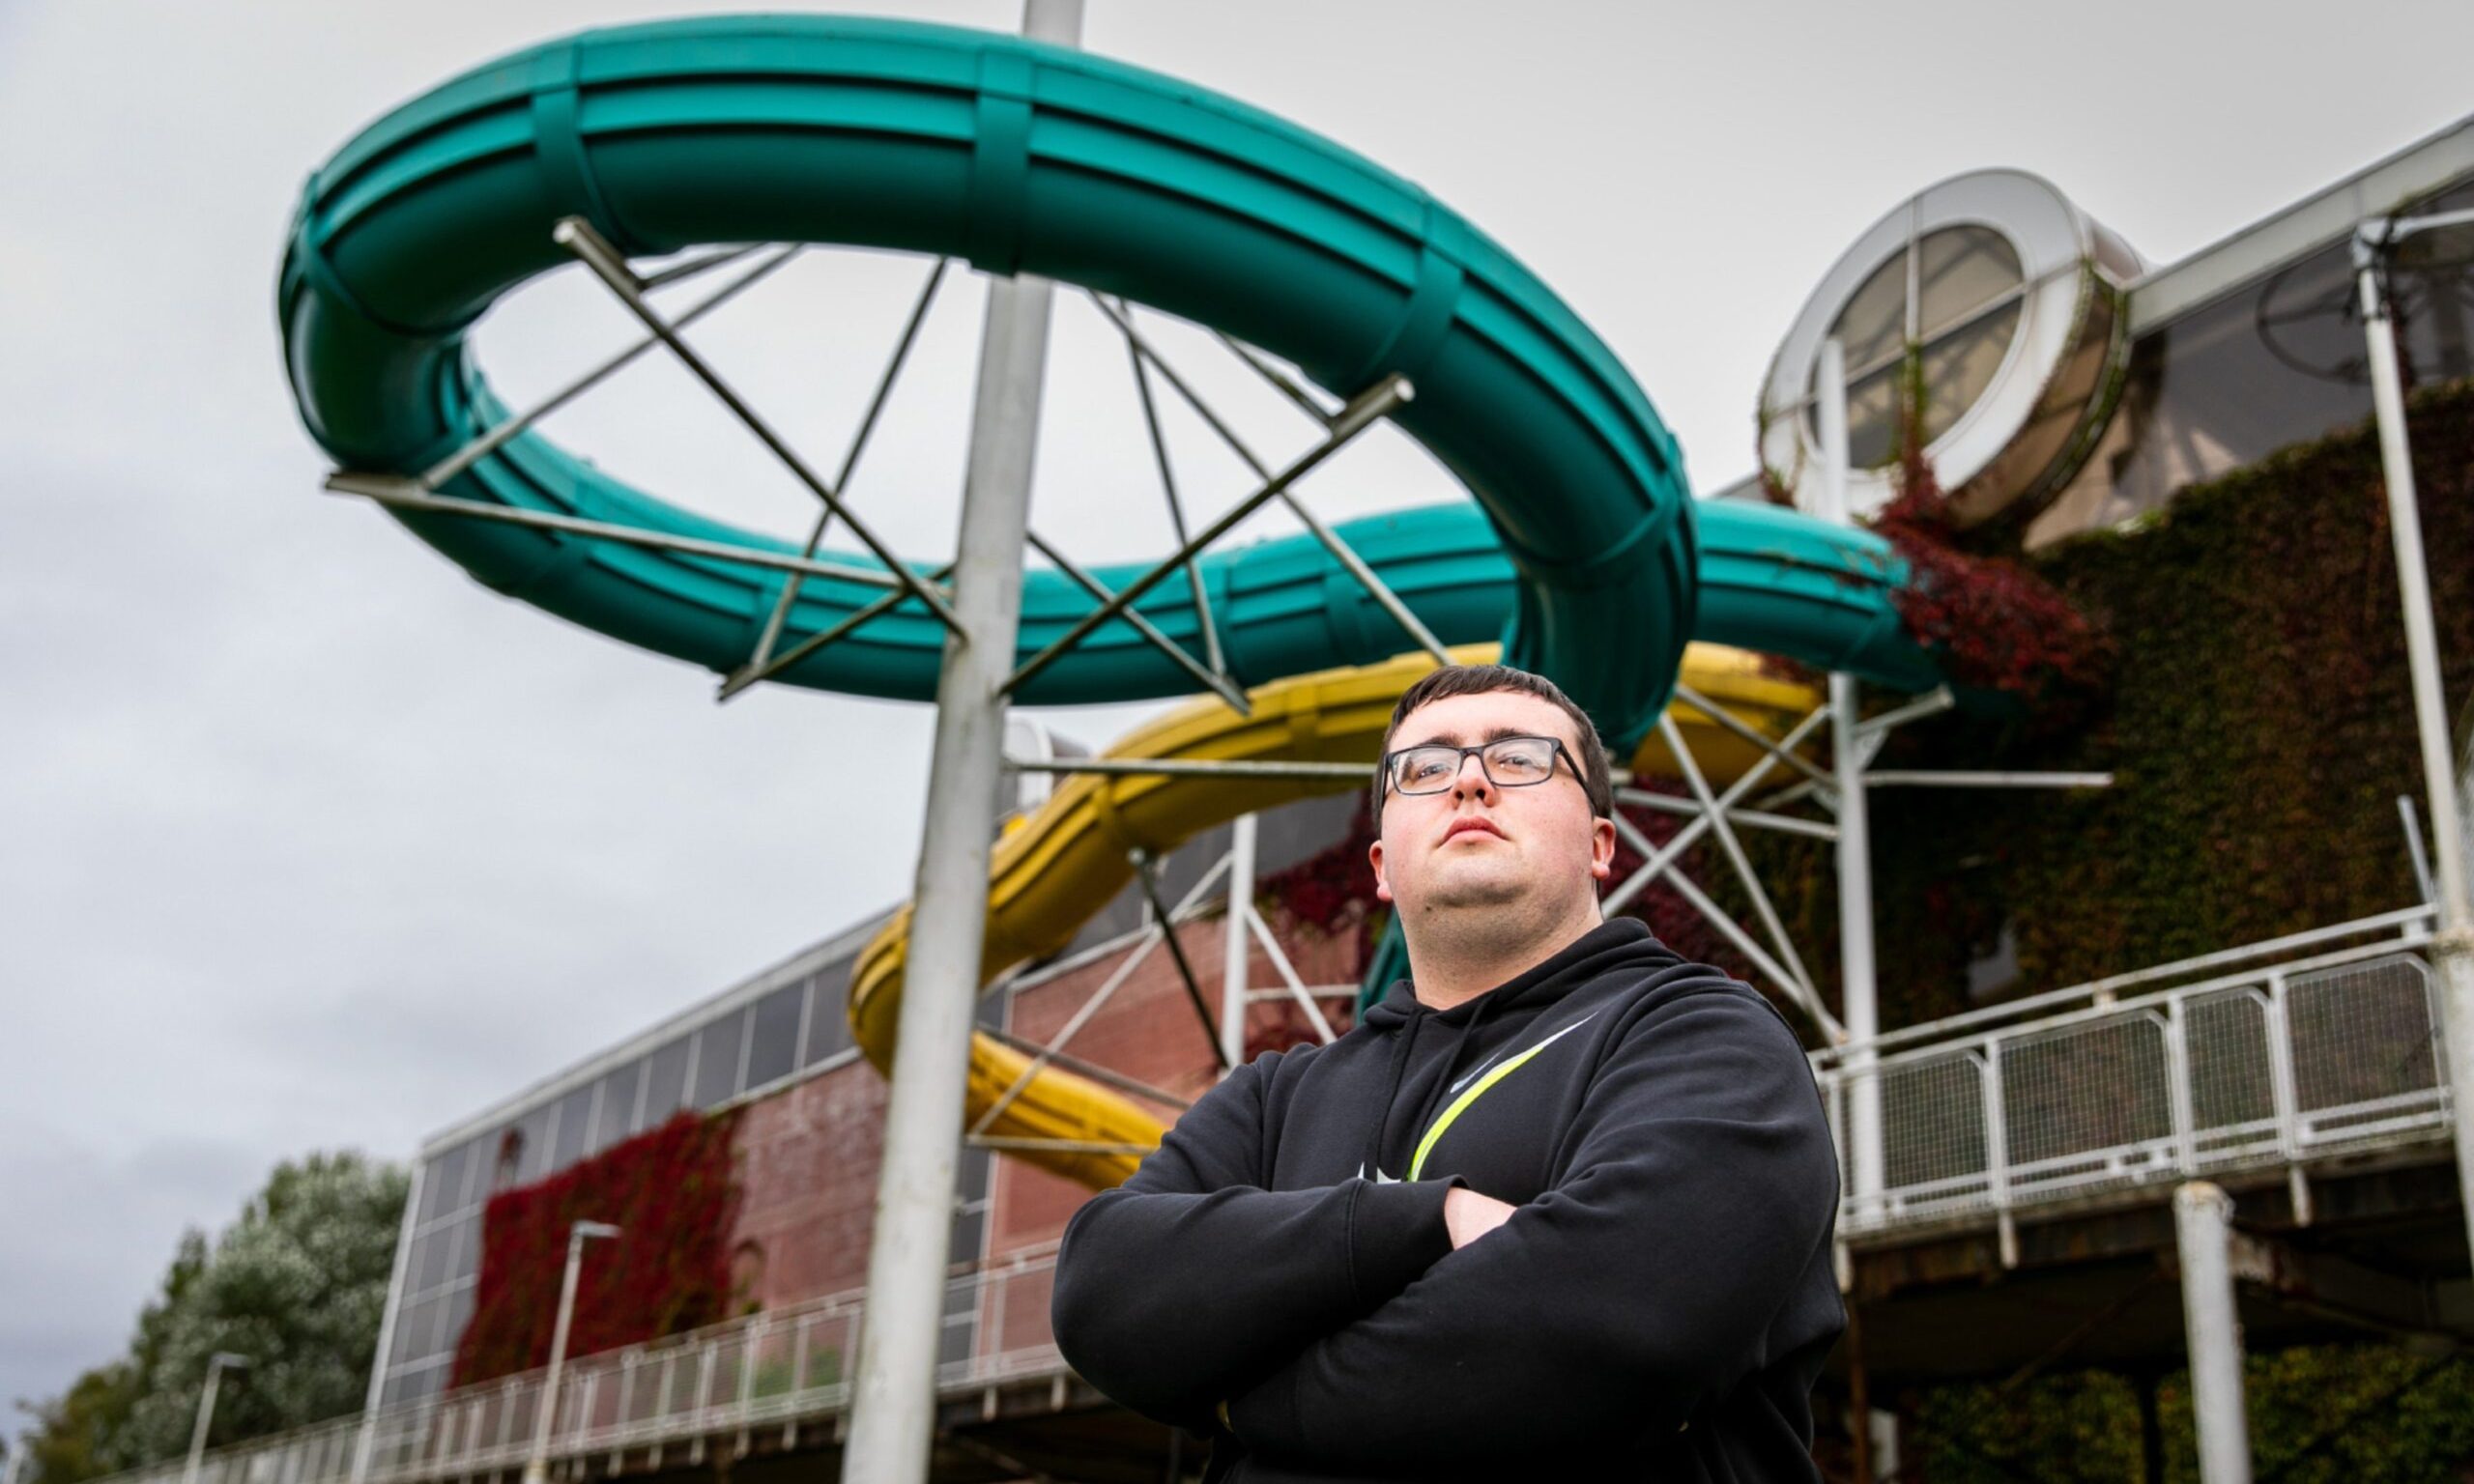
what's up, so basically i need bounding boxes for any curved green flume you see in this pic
[281,14,1938,751]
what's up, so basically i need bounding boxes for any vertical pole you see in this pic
[2359,244,2474,1271]
[1820,336,1894,1466]
[354,1159,426,1484]
[1221,813,1258,1070]
[2173,1182,2253,1484]
[843,8,1077,1479]
[523,1231,588,1484]
[1818,337,1885,1206]
[186,1356,242,1484]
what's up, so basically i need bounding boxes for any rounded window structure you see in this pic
[1760,170,2143,531]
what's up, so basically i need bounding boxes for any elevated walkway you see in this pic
[1817,904,2472,1396]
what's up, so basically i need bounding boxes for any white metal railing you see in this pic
[1815,912,2449,1238]
[94,1246,1066,1484]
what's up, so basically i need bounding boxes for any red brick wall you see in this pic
[991,908,1361,1258]
[727,1056,885,1311]
[721,904,1362,1319]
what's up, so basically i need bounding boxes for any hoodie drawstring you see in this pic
[1362,983,1515,1182]
[1361,1012,1421,1180]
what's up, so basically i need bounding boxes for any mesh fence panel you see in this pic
[1878,1052,1989,1202]
[2185,988,2278,1163]
[1999,1013,2174,1192]
[2288,956,2443,1141]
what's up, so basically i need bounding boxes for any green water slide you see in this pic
[279,14,1939,759]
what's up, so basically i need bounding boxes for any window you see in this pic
[802,968,854,1068]
[590,1063,644,1154]
[442,1284,477,1356]
[392,1297,438,1364]
[1812,225,2027,469]
[510,1103,553,1186]
[447,1211,481,1283]
[644,1036,692,1126]
[415,1226,451,1292]
[693,1009,749,1109]
[744,985,803,1091]
[549,1083,593,1174]
[417,1142,470,1225]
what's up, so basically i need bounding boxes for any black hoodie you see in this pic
[1050,919,1843,1483]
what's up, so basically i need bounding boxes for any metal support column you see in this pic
[351,1158,424,1484]
[2173,1182,2253,1484]
[1818,337,1885,1205]
[841,5,1078,1476]
[2357,227,2474,1274]
[1221,813,1258,1070]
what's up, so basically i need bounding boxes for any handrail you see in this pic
[1812,904,2435,1067]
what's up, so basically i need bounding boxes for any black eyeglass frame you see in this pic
[1375,733,1585,807]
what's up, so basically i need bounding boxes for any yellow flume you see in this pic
[847,642,1821,1190]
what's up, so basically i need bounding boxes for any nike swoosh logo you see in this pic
[1357,1162,1401,1184]
[1447,1046,1511,1096]
[1447,1009,1604,1095]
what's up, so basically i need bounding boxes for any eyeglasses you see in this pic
[1379,734,1577,800]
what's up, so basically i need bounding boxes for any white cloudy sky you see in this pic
[5,0,2471,1435]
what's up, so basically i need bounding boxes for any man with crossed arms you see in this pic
[1053,664,1844,1481]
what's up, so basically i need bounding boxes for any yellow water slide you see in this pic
[848,643,1820,1190]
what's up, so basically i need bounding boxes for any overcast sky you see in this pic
[6,0,2472,1439]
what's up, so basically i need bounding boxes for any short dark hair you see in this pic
[1376,664,1614,817]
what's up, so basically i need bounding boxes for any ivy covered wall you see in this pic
[451,1110,743,1386]
[1850,378,2474,1031]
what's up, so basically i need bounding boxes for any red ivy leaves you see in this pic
[451,1109,743,1386]
[1257,792,1385,977]
[1872,419,2112,716]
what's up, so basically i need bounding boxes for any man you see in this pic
[1051,664,1844,1481]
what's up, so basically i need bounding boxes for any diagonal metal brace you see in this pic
[1132,848,1233,1071]
[551,216,964,636]
[740,257,952,686]
[418,245,802,494]
[1026,530,1251,715]
[325,474,924,590]
[1088,293,1451,666]
[717,561,960,702]
[1000,373,1413,699]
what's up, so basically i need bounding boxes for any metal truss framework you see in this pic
[328,214,1444,723]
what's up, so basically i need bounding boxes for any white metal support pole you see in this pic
[1221,813,1258,1070]
[2358,238,2474,1272]
[352,1158,425,1484]
[185,1354,247,1484]
[525,1222,617,1484]
[2173,1183,2254,1484]
[843,7,1076,1478]
[1818,338,1885,1205]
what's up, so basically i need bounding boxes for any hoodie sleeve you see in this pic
[1050,1051,1460,1432]
[1220,986,1841,1471]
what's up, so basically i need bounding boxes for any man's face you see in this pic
[1369,690,1617,920]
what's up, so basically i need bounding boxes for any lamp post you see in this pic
[182,1353,249,1484]
[522,1220,620,1484]
[2355,208,2474,1270]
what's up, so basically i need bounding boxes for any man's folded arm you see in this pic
[1050,1052,1459,1431]
[1223,988,1842,1472]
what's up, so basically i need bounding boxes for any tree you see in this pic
[15,1153,408,1484]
